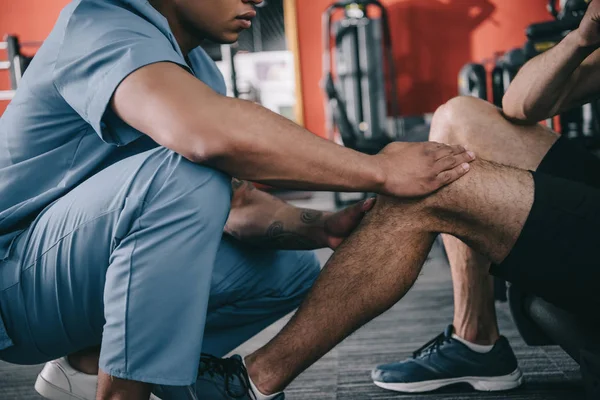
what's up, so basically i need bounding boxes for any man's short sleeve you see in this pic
[53,0,187,146]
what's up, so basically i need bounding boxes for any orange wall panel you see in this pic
[0,0,69,114]
[296,0,553,138]
[0,0,555,133]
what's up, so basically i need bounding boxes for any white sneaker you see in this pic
[34,357,161,400]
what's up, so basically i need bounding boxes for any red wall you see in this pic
[0,0,553,133]
[296,0,552,137]
[0,0,69,114]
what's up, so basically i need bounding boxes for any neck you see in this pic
[149,0,202,55]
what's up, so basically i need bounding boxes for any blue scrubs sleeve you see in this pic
[53,0,188,146]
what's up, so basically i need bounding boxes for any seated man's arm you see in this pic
[503,0,600,123]
[111,63,474,198]
[225,178,374,250]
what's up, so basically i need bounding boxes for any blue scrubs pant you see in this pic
[0,147,320,386]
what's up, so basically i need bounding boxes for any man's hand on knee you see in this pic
[374,142,475,198]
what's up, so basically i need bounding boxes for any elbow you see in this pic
[502,91,537,123]
[188,139,224,165]
[163,126,234,166]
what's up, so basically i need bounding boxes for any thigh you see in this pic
[202,236,320,356]
[431,97,560,171]
[0,146,231,367]
[434,98,600,187]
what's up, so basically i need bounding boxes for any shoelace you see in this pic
[412,331,451,359]
[198,354,256,400]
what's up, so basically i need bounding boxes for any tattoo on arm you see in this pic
[264,221,321,249]
[253,209,325,249]
[300,209,323,224]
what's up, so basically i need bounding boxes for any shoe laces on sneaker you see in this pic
[412,326,453,359]
[198,354,256,399]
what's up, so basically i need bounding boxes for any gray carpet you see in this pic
[0,193,585,399]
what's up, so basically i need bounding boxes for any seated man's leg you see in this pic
[368,96,561,393]
[245,155,600,396]
[431,97,559,341]
[431,97,558,340]
[0,147,232,398]
[430,97,600,343]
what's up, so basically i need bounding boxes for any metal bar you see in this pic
[0,61,10,70]
[20,41,43,47]
[13,55,22,87]
[0,90,15,101]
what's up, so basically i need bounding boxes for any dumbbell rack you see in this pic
[0,35,39,102]
[0,40,15,101]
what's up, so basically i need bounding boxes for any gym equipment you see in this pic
[322,0,401,155]
[509,285,600,400]
[548,0,590,20]
[457,49,525,109]
[458,63,487,100]
[491,49,526,108]
[525,0,589,60]
[322,0,402,208]
[0,35,38,101]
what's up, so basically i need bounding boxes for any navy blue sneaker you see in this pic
[371,326,523,393]
[152,354,285,400]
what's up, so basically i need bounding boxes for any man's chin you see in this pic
[208,32,240,45]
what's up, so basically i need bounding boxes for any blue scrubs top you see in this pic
[0,0,227,351]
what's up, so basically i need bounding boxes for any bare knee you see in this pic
[429,96,498,147]
[371,159,533,262]
[371,159,498,232]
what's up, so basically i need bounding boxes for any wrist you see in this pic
[367,154,388,194]
[569,29,600,53]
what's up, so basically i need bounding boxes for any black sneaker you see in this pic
[152,354,285,399]
[371,325,523,393]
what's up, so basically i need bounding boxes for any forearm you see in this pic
[225,180,331,250]
[201,97,384,192]
[503,31,596,122]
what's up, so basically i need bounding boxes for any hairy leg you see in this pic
[246,159,534,394]
[430,96,558,344]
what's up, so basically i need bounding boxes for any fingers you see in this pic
[434,149,476,174]
[431,143,469,161]
[361,197,376,212]
[326,198,376,238]
[435,162,471,187]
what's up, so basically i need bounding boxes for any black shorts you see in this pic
[490,136,600,314]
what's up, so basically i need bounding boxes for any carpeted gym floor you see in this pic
[0,193,585,400]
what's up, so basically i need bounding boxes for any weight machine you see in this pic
[0,35,38,101]
[322,0,402,207]
[322,0,401,154]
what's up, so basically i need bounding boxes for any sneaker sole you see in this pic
[35,373,163,400]
[373,368,523,393]
[34,374,89,400]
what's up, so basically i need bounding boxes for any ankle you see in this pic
[67,347,100,375]
[244,354,280,396]
[453,324,500,346]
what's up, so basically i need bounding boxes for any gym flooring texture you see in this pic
[0,192,584,400]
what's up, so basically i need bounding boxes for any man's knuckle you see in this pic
[439,171,452,182]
